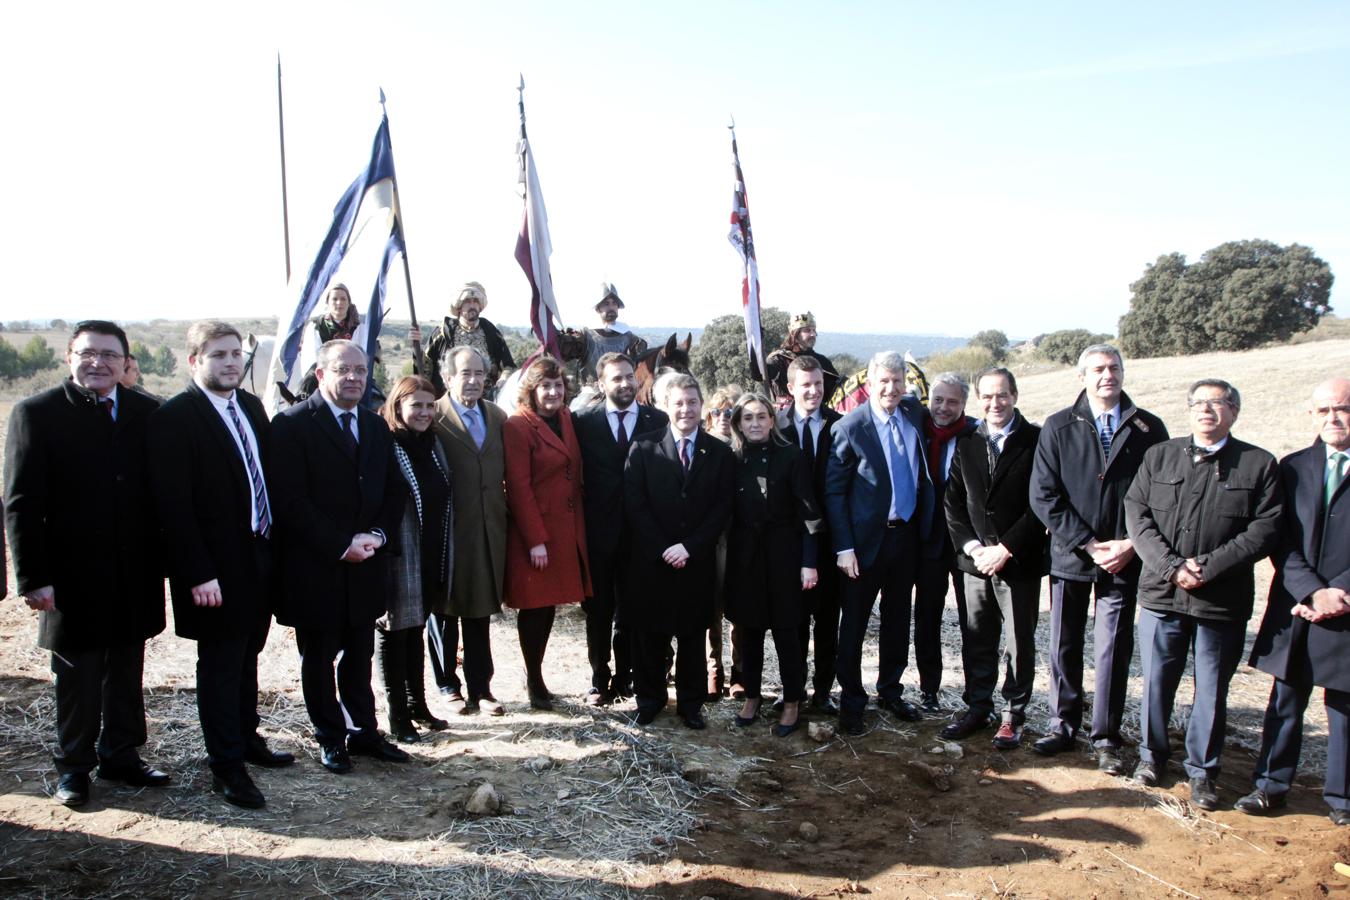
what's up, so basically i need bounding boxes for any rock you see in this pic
[799,821,820,843]
[556,788,570,801]
[808,721,835,742]
[907,760,952,792]
[928,745,946,755]
[465,782,501,815]
[978,778,993,786]
[526,755,554,774]
[941,742,964,759]
[681,764,711,785]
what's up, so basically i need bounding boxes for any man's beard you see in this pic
[202,372,239,393]
[607,386,635,407]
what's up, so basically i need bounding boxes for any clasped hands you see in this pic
[1171,557,1206,590]
[342,532,384,563]
[1087,538,1135,574]
[1294,587,1350,623]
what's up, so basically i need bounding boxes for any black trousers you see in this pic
[52,642,147,776]
[517,606,557,690]
[740,626,806,703]
[708,532,741,690]
[913,551,968,696]
[1045,577,1136,749]
[197,617,269,775]
[836,520,920,718]
[295,624,377,747]
[961,573,1040,724]
[798,560,841,699]
[1251,643,1350,811]
[426,613,494,700]
[634,629,706,717]
[375,624,427,721]
[582,549,631,692]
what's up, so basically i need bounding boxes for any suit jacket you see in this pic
[575,402,668,558]
[432,394,508,619]
[1250,440,1350,692]
[623,429,735,634]
[776,406,843,535]
[3,381,165,652]
[944,413,1047,581]
[148,384,274,641]
[270,391,404,630]
[824,397,938,569]
[502,408,592,609]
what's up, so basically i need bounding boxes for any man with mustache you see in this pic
[420,281,515,400]
[577,284,648,389]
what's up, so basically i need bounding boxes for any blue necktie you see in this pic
[464,408,484,449]
[1099,413,1114,460]
[888,415,916,521]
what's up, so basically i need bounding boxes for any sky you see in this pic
[3,1,1348,338]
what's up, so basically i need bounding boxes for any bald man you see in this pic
[1241,377,1350,825]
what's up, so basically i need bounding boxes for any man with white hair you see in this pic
[420,282,515,399]
[826,351,938,734]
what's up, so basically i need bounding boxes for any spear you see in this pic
[379,88,422,374]
[276,53,291,284]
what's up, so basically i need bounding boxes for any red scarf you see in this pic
[924,417,969,482]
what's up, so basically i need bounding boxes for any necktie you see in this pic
[615,410,630,455]
[340,411,358,456]
[1328,451,1348,507]
[887,416,917,521]
[99,398,114,420]
[800,417,816,471]
[1099,413,1114,460]
[463,408,483,449]
[679,437,691,471]
[227,399,271,537]
[987,433,1002,477]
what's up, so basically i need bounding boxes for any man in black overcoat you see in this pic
[271,339,408,772]
[624,373,734,729]
[575,352,667,704]
[1241,377,1350,824]
[4,320,167,807]
[149,321,294,809]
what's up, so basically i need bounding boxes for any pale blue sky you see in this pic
[3,1,1347,337]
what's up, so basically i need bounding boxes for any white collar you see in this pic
[606,399,638,416]
[596,321,632,334]
[323,395,358,422]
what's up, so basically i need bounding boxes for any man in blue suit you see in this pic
[1241,377,1350,825]
[826,351,936,734]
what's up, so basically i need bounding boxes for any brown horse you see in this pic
[634,333,693,405]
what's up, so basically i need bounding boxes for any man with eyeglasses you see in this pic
[1124,379,1282,810]
[271,339,408,773]
[1241,377,1350,825]
[4,320,169,807]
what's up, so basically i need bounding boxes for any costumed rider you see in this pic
[765,312,839,407]
[421,281,515,400]
[579,283,647,387]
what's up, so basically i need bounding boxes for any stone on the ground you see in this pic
[526,755,554,774]
[942,742,964,759]
[799,821,819,842]
[465,782,501,815]
[808,721,835,742]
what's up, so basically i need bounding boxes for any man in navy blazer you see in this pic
[1241,377,1350,825]
[826,351,937,734]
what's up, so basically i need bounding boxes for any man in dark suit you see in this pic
[1029,344,1168,774]
[1240,377,1350,825]
[826,351,937,735]
[271,339,408,773]
[148,321,293,809]
[940,368,1046,748]
[624,373,734,729]
[913,372,978,713]
[776,354,842,712]
[576,352,668,705]
[4,320,168,807]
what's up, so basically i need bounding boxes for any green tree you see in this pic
[1119,240,1333,357]
[18,337,58,375]
[0,341,20,378]
[153,345,177,377]
[130,341,155,374]
[968,329,1009,361]
[1037,329,1114,366]
[690,307,790,392]
[831,351,863,376]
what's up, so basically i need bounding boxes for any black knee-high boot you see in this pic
[376,628,419,743]
[405,627,448,730]
[518,608,556,709]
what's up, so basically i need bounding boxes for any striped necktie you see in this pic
[226,399,271,537]
[1099,412,1114,459]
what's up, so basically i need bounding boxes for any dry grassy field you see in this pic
[0,337,1348,898]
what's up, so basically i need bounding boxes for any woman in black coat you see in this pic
[725,392,823,736]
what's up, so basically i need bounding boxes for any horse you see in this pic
[634,333,692,406]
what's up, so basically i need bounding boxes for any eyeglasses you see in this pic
[329,365,368,378]
[709,408,733,419]
[72,350,125,363]
[1188,399,1231,411]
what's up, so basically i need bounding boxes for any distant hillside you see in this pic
[623,327,966,361]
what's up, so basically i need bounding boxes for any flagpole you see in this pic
[378,88,422,374]
[728,116,768,390]
[276,53,292,284]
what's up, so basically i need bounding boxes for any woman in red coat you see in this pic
[503,355,592,709]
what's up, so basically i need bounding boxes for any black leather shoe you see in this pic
[680,710,707,730]
[880,697,923,722]
[1032,733,1076,756]
[1330,808,1350,826]
[810,694,838,715]
[1189,776,1220,810]
[920,691,941,714]
[941,711,993,740]
[1132,761,1158,787]
[1097,748,1130,776]
[320,744,352,774]
[1234,789,1286,815]
[773,720,801,738]
[349,736,411,763]
[390,717,421,744]
[735,700,762,727]
[213,768,266,810]
[97,761,171,788]
[54,773,89,807]
[410,705,449,731]
[584,688,607,707]
[839,715,866,736]
[529,691,554,712]
[634,706,660,726]
[244,735,295,768]
[610,680,634,700]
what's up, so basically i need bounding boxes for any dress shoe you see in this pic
[54,773,89,807]
[774,720,802,738]
[1097,748,1129,776]
[529,691,554,712]
[212,768,266,810]
[920,691,941,714]
[320,744,352,774]
[680,710,707,730]
[735,700,762,727]
[880,697,923,722]
[349,736,411,763]
[634,706,660,726]
[992,722,1022,750]
[610,680,633,700]
[810,694,838,715]
[941,711,993,741]
[410,705,449,731]
[97,760,171,788]
[477,695,505,716]
[443,691,467,714]
[1132,761,1158,787]
[838,715,866,736]
[1330,808,1350,826]
[1032,733,1076,756]
[585,688,607,707]
[390,717,421,744]
[1189,776,1220,811]
[1234,789,1286,816]
[244,735,295,768]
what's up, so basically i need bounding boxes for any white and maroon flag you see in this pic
[728,126,766,381]
[515,77,563,361]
